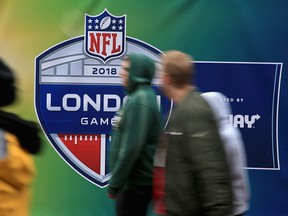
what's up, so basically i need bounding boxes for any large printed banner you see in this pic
[1,1,288,215]
[35,10,282,188]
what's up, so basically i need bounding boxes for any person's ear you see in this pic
[164,73,172,85]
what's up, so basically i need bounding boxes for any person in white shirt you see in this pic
[202,91,250,216]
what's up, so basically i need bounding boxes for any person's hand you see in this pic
[107,193,116,200]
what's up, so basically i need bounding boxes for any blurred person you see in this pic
[153,132,167,215]
[107,53,161,216]
[0,58,42,216]
[159,50,233,216]
[202,92,250,216]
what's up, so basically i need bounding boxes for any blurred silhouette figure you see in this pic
[202,91,250,216]
[0,57,42,216]
[159,50,233,216]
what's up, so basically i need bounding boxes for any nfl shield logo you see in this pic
[35,35,173,187]
[84,9,126,63]
[35,10,173,188]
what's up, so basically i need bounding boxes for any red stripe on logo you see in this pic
[59,134,101,174]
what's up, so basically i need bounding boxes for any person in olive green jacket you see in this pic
[107,53,161,216]
[160,51,233,216]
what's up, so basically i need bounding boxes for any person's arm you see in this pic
[107,102,153,197]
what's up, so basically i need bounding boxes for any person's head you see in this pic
[0,58,16,107]
[120,53,155,94]
[160,51,194,98]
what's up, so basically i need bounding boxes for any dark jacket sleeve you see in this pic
[0,110,42,155]
[107,102,153,196]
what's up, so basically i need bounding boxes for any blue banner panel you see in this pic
[195,62,282,170]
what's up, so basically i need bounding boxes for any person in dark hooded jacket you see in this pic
[107,53,161,216]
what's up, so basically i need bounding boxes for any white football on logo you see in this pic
[100,16,111,30]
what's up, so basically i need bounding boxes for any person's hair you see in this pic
[0,58,16,106]
[161,50,194,88]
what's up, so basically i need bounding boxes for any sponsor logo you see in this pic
[229,114,261,128]
[35,9,172,187]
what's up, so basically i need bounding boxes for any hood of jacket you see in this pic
[201,92,232,129]
[126,53,155,94]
